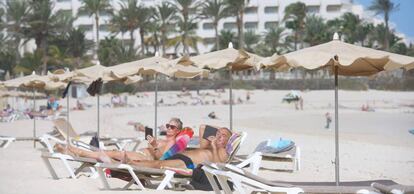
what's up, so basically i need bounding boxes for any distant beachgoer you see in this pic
[299,96,304,110]
[208,111,217,119]
[237,97,243,104]
[246,91,251,101]
[325,112,332,129]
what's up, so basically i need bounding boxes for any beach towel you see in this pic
[254,138,295,154]
[160,127,194,160]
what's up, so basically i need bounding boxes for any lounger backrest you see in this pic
[226,131,247,163]
[53,118,80,140]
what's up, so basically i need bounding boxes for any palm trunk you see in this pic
[214,22,220,50]
[236,15,241,48]
[140,28,145,56]
[95,14,100,59]
[294,31,298,51]
[41,39,48,75]
[239,10,244,50]
[161,27,166,56]
[384,13,389,51]
[129,29,135,50]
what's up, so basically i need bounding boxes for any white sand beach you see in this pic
[1,89,413,194]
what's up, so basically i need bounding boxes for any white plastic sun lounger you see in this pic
[202,163,413,194]
[39,134,99,179]
[94,132,251,191]
[0,136,16,148]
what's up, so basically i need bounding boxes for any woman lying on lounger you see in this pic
[124,127,232,170]
[55,117,186,162]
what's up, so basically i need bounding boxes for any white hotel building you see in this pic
[3,0,363,56]
[46,0,364,54]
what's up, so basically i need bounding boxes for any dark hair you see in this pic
[170,117,183,130]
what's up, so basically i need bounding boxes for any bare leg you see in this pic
[126,158,187,169]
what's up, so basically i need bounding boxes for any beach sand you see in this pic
[1,89,413,193]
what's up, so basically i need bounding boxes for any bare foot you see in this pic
[53,144,66,153]
[98,150,113,163]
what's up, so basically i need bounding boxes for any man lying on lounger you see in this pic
[55,118,184,162]
[124,127,232,169]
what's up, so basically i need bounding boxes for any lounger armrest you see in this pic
[39,134,66,153]
[235,152,262,175]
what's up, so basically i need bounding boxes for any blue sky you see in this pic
[354,0,414,43]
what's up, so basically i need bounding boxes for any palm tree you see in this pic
[66,28,93,68]
[226,0,249,49]
[368,0,399,51]
[171,0,201,54]
[136,6,152,56]
[153,2,176,56]
[80,0,112,57]
[218,30,238,50]
[284,2,306,50]
[201,0,229,50]
[263,26,287,55]
[5,0,31,63]
[111,0,142,53]
[341,12,361,44]
[304,15,329,46]
[355,23,374,46]
[23,0,74,74]
[243,30,259,52]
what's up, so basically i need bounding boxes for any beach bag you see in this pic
[254,138,295,154]
[89,135,100,148]
[189,165,234,191]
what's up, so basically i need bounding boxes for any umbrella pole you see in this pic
[154,73,158,140]
[66,85,70,146]
[334,65,340,186]
[32,88,36,148]
[229,68,233,131]
[97,94,100,142]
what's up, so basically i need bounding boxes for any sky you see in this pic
[354,0,414,43]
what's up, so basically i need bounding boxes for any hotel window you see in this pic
[327,5,341,12]
[306,6,320,14]
[77,10,89,17]
[244,22,258,30]
[203,23,214,30]
[99,24,109,32]
[203,37,215,45]
[78,24,93,32]
[264,6,278,14]
[57,9,72,16]
[264,21,279,29]
[244,7,258,14]
[223,22,237,30]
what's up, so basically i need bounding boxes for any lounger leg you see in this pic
[156,170,175,190]
[42,157,59,180]
[122,180,135,190]
[126,167,146,190]
[96,167,110,190]
[59,157,76,179]
[0,141,7,148]
[217,176,235,194]
[204,170,222,194]
[73,163,92,177]
[295,147,301,171]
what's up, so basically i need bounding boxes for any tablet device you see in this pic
[145,127,153,140]
[202,125,218,140]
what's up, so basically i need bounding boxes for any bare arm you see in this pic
[208,137,229,163]
[199,125,220,149]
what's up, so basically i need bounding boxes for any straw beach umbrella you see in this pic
[262,33,414,185]
[4,71,65,147]
[136,56,209,139]
[176,43,262,130]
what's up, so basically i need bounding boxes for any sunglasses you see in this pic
[166,124,178,130]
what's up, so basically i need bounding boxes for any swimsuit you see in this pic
[166,153,195,169]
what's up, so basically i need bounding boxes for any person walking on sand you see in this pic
[325,112,332,129]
